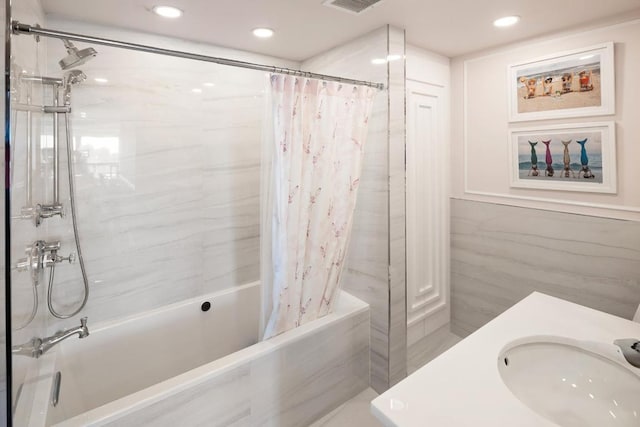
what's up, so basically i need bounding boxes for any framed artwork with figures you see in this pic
[508,122,616,194]
[508,42,615,122]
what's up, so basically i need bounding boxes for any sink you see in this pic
[498,335,640,427]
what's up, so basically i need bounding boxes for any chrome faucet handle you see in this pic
[42,240,62,252]
[34,204,64,227]
[59,252,76,264]
[79,317,89,338]
[614,338,640,368]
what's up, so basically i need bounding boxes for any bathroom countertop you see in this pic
[371,292,640,427]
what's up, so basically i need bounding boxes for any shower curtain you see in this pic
[261,74,377,340]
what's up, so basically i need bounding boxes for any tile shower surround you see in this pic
[36,18,299,330]
[9,16,405,414]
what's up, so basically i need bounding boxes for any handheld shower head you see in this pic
[59,39,97,70]
[62,70,87,105]
[64,69,87,86]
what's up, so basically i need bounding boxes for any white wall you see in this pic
[407,45,450,85]
[451,17,640,221]
[404,45,451,346]
[450,15,640,338]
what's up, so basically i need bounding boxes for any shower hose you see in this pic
[46,112,90,319]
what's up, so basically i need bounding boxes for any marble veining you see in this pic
[387,26,407,387]
[451,199,640,337]
[23,18,299,332]
[101,303,369,427]
[8,0,51,422]
[407,324,461,374]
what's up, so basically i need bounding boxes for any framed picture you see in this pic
[508,42,615,122]
[508,122,616,194]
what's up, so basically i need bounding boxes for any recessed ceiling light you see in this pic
[152,5,183,18]
[79,112,87,118]
[203,82,215,87]
[253,28,274,38]
[493,15,520,27]
[94,77,108,84]
[386,54,402,62]
[371,58,387,65]
[192,88,202,93]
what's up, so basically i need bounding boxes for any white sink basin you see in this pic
[498,336,640,427]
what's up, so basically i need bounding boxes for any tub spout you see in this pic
[13,317,89,358]
[11,338,42,358]
[39,317,89,356]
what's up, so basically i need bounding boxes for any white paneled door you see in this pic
[406,79,450,344]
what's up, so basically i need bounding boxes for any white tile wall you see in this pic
[9,0,51,423]
[33,19,298,330]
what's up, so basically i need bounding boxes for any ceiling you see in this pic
[40,0,640,61]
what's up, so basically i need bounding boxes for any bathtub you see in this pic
[24,282,370,426]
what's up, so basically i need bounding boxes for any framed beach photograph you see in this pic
[508,122,616,194]
[508,42,615,122]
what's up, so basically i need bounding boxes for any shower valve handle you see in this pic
[57,252,76,264]
[44,251,76,266]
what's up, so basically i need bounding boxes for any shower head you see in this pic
[63,69,87,86]
[59,39,97,70]
[62,70,87,104]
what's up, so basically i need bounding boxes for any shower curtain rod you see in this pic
[11,21,386,90]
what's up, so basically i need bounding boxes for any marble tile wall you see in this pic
[8,0,51,423]
[302,25,407,392]
[387,26,407,388]
[302,26,390,392]
[29,18,299,332]
[102,306,370,427]
[451,199,640,337]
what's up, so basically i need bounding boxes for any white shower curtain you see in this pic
[261,74,377,340]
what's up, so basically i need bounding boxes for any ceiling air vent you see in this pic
[322,0,384,14]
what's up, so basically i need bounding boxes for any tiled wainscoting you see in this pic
[451,199,640,337]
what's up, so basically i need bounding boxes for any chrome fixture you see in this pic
[13,50,93,319]
[11,21,385,90]
[13,240,75,329]
[34,203,65,226]
[14,240,72,279]
[50,78,91,319]
[62,69,87,104]
[59,39,97,70]
[27,71,84,226]
[614,339,640,368]
[12,317,89,358]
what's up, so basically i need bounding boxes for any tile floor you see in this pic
[309,388,380,427]
[407,325,462,375]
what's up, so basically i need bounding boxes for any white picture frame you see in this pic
[509,122,616,194]
[508,42,615,122]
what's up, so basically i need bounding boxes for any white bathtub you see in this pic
[31,282,369,426]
